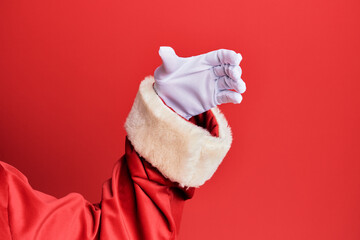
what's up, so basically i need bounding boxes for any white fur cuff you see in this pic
[124,76,232,187]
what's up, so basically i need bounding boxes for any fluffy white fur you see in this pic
[124,76,232,187]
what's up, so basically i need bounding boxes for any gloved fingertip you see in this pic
[233,93,243,104]
[237,53,243,64]
[236,80,246,94]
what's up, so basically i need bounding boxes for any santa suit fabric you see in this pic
[0,77,233,240]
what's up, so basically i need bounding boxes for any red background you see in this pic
[1,0,359,239]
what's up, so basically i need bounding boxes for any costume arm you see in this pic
[0,77,232,240]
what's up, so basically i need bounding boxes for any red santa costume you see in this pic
[0,77,233,240]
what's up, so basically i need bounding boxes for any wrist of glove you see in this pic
[154,46,246,120]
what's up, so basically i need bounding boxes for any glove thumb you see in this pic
[158,46,181,73]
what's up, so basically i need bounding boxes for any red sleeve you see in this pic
[0,140,193,240]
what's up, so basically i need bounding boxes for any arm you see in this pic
[0,47,245,240]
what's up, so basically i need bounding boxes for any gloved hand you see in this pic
[154,46,246,120]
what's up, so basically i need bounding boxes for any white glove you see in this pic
[154,46,246,120]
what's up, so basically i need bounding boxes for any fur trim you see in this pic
[124,76,232,187]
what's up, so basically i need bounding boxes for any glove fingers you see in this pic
[227,65,242,81]
[205,49,242,66]
[213,65,227,77]
[218,50,242,65]
[213,64,241,78]
[216,90,243,105]
[217,76,246,94]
